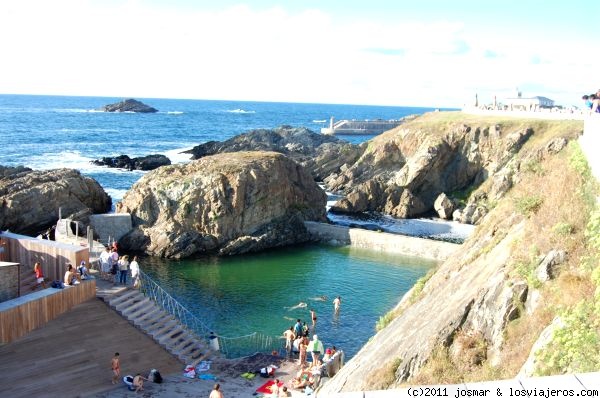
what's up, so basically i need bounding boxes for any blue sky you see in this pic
[0,0,597,107]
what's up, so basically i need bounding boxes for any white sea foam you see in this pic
[53,108,95,113]
[24,150,145,176]
[165,147,194,164]
[105,188,128,202]
[167,111,184,115]
[226,109,255,114]
[26,150,97,171]
[313,119,327,123]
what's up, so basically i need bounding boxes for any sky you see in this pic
[0,0,597,108]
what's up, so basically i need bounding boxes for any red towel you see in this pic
[256,380,283,394]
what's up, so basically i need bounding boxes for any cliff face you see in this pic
[326,114,546,222]
[0,167,111,235]
[320,113,586,393]
[117,151,327,258]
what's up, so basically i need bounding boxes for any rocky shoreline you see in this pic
[1,112,589,393]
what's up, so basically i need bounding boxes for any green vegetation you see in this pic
[513,245,542,289]
[449,185,478,207]
[535,204,600,375]
[514,195,543,216]
[374,268,437,332]
[552,222,574,236]
[409,268,436,304]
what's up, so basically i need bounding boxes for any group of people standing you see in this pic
[282,296,341,370]
[582,89,600,113]
[99,244,140,287]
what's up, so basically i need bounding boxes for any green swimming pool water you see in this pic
[141,243,436,359]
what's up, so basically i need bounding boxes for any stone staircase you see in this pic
[100,287,211,366]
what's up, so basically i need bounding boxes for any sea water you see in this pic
[141,244,436,359]
[0,94,452,358]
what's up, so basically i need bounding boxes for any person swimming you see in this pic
[287,302,308,311]
[309,295,328,302]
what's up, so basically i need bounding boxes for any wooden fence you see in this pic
[0,231,89,283]
[0,279,96,343]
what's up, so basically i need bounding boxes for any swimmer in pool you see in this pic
[287,302,308,311]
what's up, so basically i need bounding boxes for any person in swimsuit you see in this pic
[33,262,46,289]
[310,308,317,328]
[111,352,120,385]
[209,383,224,398]
[333,296,341,314]
[133,373,147,392]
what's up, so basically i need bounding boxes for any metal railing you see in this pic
[218,332,282,359]
[137,269,281,358]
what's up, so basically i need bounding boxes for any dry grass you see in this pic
[365,357,403,390]
[407,139,597,384]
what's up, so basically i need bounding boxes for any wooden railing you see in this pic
[0,279,96,343]
[0,231,89,283]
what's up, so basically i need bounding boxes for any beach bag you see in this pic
[51,280,64,289]
[123,375,134,391]
[259,366,275,378]
[149,369,163,384]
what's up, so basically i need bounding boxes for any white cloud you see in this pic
[0,1,596,107]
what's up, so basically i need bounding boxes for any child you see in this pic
[32,262,46,289]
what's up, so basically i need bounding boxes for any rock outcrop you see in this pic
[92,154,171,171]
[184,126,363,181]
[117,151,327,258]
[433,193,455,219]
[0,167,112,235]
[326,116,538,221]
[99,99,158,113]
[319,115,585,394]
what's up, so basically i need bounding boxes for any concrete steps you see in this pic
[101,287,212,365]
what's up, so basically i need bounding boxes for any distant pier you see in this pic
[320,116,404,135]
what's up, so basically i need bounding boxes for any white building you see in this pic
[504,89,555,110]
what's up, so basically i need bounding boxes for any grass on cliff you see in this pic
[410,140,599,384]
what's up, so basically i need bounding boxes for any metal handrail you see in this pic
[138,269,212,344]
[137,269,282,358]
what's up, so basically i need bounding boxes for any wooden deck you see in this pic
[0,297,183,398]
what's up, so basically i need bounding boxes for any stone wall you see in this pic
[0,262,19,302]
[304,222,460,262]
[89,213,132,244]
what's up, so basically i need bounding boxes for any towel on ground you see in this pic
[256,379,283,394]
[198,373,217,381]
[183,365,196,379]
[241,372,256,379]
[196,360,211,372]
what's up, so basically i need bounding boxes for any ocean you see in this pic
[0,94,455,358]
[0,94,441,202]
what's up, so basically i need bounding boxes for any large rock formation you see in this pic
[99,98,158,113]
[319,115,585,394]
[326,114,543,222]
[0,167,112,235]
[92,154,171,171]
[117,151,327,258]
[184,126,363,181]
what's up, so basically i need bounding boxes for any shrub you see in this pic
[514,195,543,216]
[552,222,574,236]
